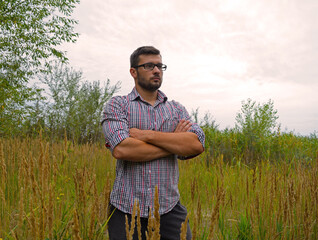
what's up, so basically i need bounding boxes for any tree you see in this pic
[235,98,279,161]
[0,0,79,135]
[40,62,120,143]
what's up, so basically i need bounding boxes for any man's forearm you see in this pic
[112,137,172,162]
[130,129,204,157]
[148,131,204,156]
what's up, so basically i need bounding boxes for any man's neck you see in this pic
[135,86,158,106]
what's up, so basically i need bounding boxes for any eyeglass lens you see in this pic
[144,63,166,71]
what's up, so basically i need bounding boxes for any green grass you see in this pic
[0,137,317,239]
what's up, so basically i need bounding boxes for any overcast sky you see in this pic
[62,0,318,135]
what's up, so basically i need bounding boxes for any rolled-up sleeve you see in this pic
[172,101,205,159]
[101,96,129,151]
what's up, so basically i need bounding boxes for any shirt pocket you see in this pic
[158,116,179,132]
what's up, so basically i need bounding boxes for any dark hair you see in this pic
[130,46,161,68]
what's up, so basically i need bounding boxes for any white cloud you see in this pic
[62,0,318,135]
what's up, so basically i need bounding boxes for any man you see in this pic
[101,46,205,240]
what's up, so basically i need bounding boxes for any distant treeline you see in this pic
[201,122,318,165]
[1,63,317,164]
[1,62,120,143]
[192,100,318,165]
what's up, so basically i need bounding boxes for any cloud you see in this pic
[62,0,318,135]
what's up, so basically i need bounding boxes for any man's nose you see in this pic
[152,65,161,73]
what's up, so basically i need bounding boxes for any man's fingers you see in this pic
[182,121,192,131]
[175,120,192,132]
[129,128,140,138]
[130,128,152,142]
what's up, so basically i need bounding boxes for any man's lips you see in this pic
[152,76,161,81]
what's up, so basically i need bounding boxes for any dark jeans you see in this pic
[108,201,192,240]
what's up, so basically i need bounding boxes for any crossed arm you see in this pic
[112,120,204,162]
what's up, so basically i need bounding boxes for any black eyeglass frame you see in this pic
[133,62,167,71]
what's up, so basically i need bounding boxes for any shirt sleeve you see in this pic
[171,100,206,160]
[101,96,129,151]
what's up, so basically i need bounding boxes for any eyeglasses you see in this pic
[133,62,167,71]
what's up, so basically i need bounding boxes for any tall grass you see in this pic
[202,125,318,165]
[0,135,317,239]
[0,135,114,239]
[179,155,318,239]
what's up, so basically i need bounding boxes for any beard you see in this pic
[136,73,162,92]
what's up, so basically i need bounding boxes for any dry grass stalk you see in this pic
[22,157,30,191]
[73,169,87,214]
[146,207,154,240]
[259,161,264,184]
[59,220,73,240]
[268,173,275,218]
[0,186,6,215]
[218,155,224,177]
[42,142,50,195]
[191,177,197,202]
[137,200,142,240]
[303,199,314,240]
[11,229,18,240]
[39,197,47,240]
[180,215,189,240]
[197,196,202,227]
[18,159,24,191]
[52,155,59,185]
[73,209,82,240]
[192,212,197,240]
[153,185,160,239]
[48,183,54,240]
[252,168,256,192]
[288,180,295,205]
[246,174,249,201]
[130,200,138,238]
[64,129,68,151]
[208,186,225,238]
[125,199,138,240]
[255,191,259,219]
[29,155,40,198]
[0,141,7,191]
[61,129,68,165]
[88,178,99,240]
[18,187,24,237]
[282,193,287,224]
[29,196,37,238]
[125,215,131,240]
[101,177,111,221]
[38,140,44,191]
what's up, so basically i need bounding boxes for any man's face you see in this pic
[133,54,163,92]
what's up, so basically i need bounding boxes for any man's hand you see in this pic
[130,119,192,142]
[129,128,152,142]
[129,119,203,157]
[174,119,192,133]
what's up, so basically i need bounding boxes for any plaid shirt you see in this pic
[101,88,205,217]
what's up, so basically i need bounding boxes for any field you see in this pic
[0,136,317,239]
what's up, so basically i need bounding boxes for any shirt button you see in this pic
[149,170,151,173]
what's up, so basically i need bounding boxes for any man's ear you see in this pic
[130,68,137,78]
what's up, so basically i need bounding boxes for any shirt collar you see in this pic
[128,87,168,104]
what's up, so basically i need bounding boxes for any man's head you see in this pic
[130,46,166,92]
[130,46,161,68]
